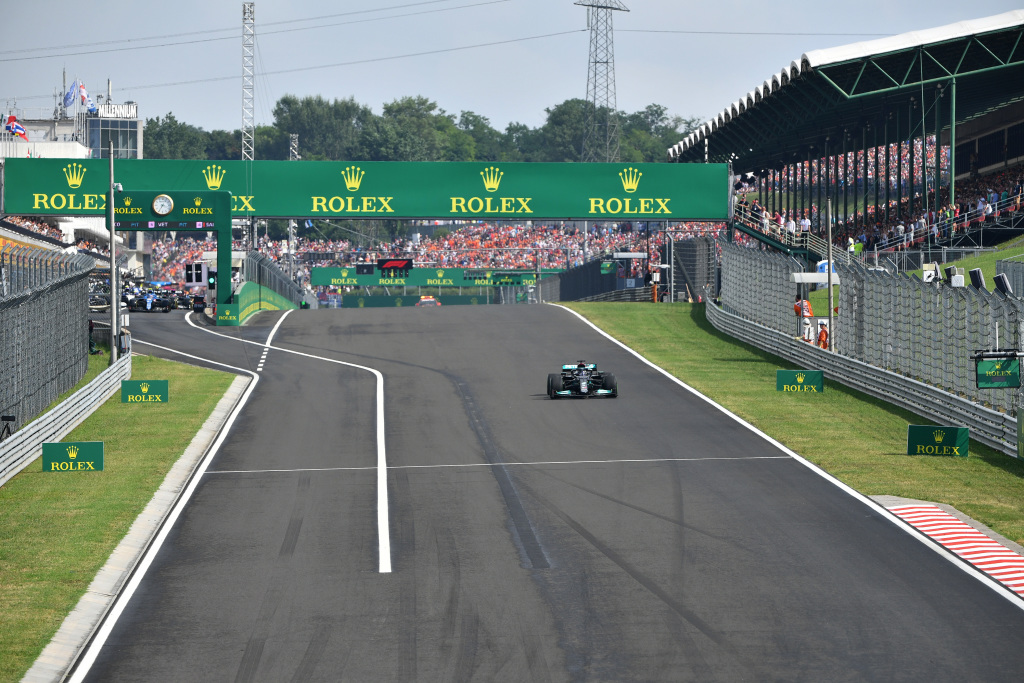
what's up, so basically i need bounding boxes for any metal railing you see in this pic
[0,355,131,487]
[704,296,1017,456]
[1,246,96,434]
[733,205,831,258]
[242,251,304,305]
[713,240,1024,454]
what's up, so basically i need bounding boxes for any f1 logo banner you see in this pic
[43,442,104,471]
[907,425,969,457]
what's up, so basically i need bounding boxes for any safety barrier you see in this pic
[704,297,1018,457]
[0,354,132,487]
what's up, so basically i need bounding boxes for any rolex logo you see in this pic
[202,165,226,190]
[934,429,945,443]
[619,167,642,194]
[436,269,445,277]
[480,166,503,193]
[194,197,202,207]
[342,166,364,192]
[140,383,149,393]
[123,197,132,207]
[63,163,87,189]
[67,445,79,460]
[796,373,805,384]
[341,269,349,277]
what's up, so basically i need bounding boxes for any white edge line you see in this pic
[68,344,260,683]
[552,303,1024,610]
[184,311,392,574]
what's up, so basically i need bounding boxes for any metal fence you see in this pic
[996,255,1024,297]
[719,242,804,333]
[1,245,95,434]
[241,251,304,306]
[704,295,1018,456]
[718,239,1024,419]
[671,237,718,301]
[1,355,131,487]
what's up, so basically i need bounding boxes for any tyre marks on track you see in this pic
[451,376,550,570]
[234,475,322,683]
[513,475,761,681]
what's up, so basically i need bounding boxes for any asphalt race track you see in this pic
[76,305,1024,682]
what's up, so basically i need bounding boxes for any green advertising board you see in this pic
[310,266,549,288]
[2,158,730,220]
[907,425,969,457]
[776,370,824,393]
[342,295,486,307]
[42,441,104,472]
[975,357,1021,388]
[121,380,169,403]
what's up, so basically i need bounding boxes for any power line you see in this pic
[0,0,511,63]
[0,0,473,57]
[11,30,586,104]
[618,29,891,37]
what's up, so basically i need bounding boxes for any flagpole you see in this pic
[108,141,118,365]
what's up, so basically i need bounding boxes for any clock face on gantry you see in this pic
[152,194,174,216]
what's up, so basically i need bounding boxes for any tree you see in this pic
[535,99,590,162]
[457,111,503,161]
[205,129,241,160]
[143,113,208,159]
[273,95,373,160]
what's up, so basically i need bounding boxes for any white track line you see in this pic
[69,344,259,683]
[185,312,391,574]
[206,455,792,475]
[553,304,1024,611]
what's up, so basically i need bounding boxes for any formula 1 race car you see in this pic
[547,360,617,399]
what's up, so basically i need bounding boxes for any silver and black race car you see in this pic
[548,360,617,399]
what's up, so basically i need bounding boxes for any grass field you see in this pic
[563,302,1024,547]
[0,354,234,683]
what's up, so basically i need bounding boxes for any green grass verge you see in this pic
[563,301,1024,544]
[0,355,235,683]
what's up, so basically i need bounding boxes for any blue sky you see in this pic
[3,0,1021,139]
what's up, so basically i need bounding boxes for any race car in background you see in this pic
[548,360,617,399]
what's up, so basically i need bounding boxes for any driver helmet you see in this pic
[577,361,587,370]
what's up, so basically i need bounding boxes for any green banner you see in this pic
[975,357,1021,388]
[311,266,546,288]
[341,294,487,307]
[3,158,730,220]
[907,425,969,457]
[42,441,104,472]
[776,370,824,393]
[121,380,169,403]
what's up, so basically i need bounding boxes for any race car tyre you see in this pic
[547,373,562,399]
[602,373,618,397]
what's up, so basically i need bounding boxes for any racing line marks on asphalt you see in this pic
[185,311,392,574]
[890,505,1024,597]
[553,304,1024,611]
[207,455,792,474]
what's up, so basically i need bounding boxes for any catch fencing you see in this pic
[241,251,304,305]
[0,245,96,434]
[716,240,1024,454]
[670,237,718,301]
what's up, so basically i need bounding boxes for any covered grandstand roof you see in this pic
[669,10,1024,171]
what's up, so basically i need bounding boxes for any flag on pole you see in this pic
[63,80,78,108]
[79,83,98,113]
[5,115,28,140]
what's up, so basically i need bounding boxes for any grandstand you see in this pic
[669,10,1024,263]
